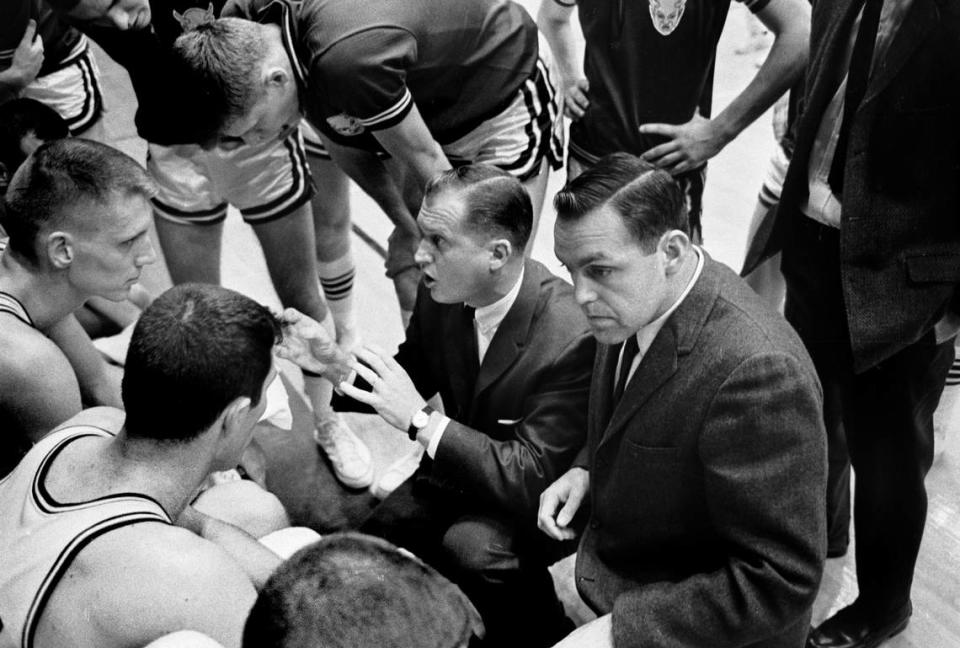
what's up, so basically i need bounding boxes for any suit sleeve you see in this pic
[610,353,827,648]
[431,332,594,519]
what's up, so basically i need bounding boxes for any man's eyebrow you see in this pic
[571,252,612,267]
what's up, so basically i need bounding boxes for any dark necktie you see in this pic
[613,335,639,403]
[828,0,884,196]
[462,305,479,390]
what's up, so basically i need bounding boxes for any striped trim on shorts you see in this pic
[21,38,103,136]
[443,53,564,182]
[300,55,563,183]
[149,128,314,226]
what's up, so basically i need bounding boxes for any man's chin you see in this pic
[588,324,632,346]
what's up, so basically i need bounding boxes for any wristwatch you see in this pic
[407,405,436,441]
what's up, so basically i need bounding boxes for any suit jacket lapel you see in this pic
[796,0,866,161]
[596,256,721,453]
[862,0,937,108]
[471,260,540,403]
[597,328,678,453]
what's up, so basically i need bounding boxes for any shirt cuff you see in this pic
[425,414,451,458]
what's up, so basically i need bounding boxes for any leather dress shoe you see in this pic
[807,602,911,648]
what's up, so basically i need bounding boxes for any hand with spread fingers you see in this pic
[276,308,351,375]
[639,112,730,175]
[338,344,427,432]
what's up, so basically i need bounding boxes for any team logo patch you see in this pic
[649,0,686,35]
[327,114,365,136]
[173,3,217,31]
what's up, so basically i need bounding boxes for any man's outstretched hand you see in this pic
[276,308,350,375]
[339,344,427,432]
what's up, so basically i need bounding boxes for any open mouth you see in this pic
[423,275,437,288]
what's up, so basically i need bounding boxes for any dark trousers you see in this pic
[783,215,954,618]
[360,474,572,648]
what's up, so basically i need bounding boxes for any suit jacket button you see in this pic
[589,519,600,529]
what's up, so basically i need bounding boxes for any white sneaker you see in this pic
[313,415,374,489]
[370,444,424,500]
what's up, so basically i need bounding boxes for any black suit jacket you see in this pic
[576,257,827,648]
[744,0,960,372]
[337,259,595,519]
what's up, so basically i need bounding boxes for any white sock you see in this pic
[318,253,355,335]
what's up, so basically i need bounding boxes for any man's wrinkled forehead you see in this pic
[418,192,467,236]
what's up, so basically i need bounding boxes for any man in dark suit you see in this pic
[279,164,595,648]
[742,1,960,645]
[539,154,826,648]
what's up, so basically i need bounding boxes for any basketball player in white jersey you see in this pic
[0,283,290,648]
[0,138,156,476]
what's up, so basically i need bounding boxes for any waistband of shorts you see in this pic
[435,63,544,145]
[44,36,90,74]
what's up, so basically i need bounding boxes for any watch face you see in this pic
[412,410,430,428]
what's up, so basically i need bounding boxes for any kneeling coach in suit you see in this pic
[281,164,594,648]
[539,154,827,648]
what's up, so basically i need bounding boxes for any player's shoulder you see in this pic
[77,521,256,602]
[51,407,126,436]
[0,321,70,386]
[53,522,254,647]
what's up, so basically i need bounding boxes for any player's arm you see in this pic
[44,314,123,409]
[88,524,258,648]
[0,19,44,103]
[369,103,452,204]
[641,0,810,174]
[0,333,82,443]
[317,30,451,215]
[177,505,282,590]
[318,131,420,239]
[536,0,590,120]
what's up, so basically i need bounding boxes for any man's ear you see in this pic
[220,396,253,440]
[487,237,514,272]
[659,229,691,275]
[47,232,74,269]
[265,66,291,89]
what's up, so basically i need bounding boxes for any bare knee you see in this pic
[193,479,290,539]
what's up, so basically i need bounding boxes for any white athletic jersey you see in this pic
[0,425,171,648]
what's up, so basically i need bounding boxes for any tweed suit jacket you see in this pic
[336,259,595,519]
[575,256,827,648]
[743,0,960,372]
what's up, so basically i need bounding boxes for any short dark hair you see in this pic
[553,153,688,252]
[172,18,267,139]
[44,0,81,11]
[122,284,281,443]
[423,165,533,250]
[1,138,156,263]
[0,99,70,173]
[243,533,484,648]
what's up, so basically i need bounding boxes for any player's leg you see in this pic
[520,158,550,254]
[147,143,229,285]
[302,127,358,348]
[743,144,791,310]
[232,132,373,489]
